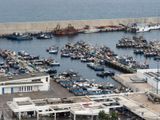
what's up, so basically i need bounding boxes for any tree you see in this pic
[98,110,119,120]
[110,111,118,120]
[98,110,111,120]
[98,110,107,120]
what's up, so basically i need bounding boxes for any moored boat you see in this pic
[5,32,33,41]
[87,62,104,71]
[47,46,59,54]
[96,71,115,77]
[53,24,79,36]
[83,26,100,34]
[49,61,60,66]
[36,33,52,39]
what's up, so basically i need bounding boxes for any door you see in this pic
[2,88,4,95]
[11,87,14,94]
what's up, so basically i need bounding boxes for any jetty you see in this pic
[0,17,160,35]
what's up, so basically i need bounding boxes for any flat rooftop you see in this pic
[7,93,160,119]
[89,93,160,120]
[145,72,159,78]
[0,72,49,82]
[113,74,153,92]
[126,93,160,115]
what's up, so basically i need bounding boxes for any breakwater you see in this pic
[0,17,160,35]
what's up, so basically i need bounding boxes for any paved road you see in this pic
[0,80,74,120]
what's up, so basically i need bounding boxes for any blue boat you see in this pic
[6,33,33,41]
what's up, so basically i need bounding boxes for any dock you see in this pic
[104,59,136,73]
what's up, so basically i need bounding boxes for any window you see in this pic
[27,86,30,91]
[32,79,41,82]
[46,77,48,82]
[24,86,26,92]
[30,86,32,91]
[19,87,21,92]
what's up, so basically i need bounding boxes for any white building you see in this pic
[7,94,159,120]
[7,95,122,120]
[137,69,160,93]
[0,72,50,95]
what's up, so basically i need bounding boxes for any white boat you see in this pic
[0,68,5,76]
[50,61,60,66]
[84,27,100,34]
[136,24,160,33]
[49,49,58,54]
[136,26,150,32]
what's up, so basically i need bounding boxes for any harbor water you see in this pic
[0,0,160,86]
[0,31,160,86]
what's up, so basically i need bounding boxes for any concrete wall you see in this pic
[0,17,160,34]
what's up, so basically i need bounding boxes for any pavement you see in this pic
[0,79,74,120]
[113,74,153,92]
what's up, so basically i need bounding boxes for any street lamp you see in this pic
[156,59,160,94]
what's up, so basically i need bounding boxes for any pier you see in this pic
[0,17,160,34]
[104,59,136,73]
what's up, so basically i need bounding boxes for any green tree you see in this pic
[110,111,118,120]
[98,110,119,120]
[98,110,107,120]
[98,110,111,120]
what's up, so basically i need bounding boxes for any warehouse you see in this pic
[137,69,160,93]
[0,72,50,94]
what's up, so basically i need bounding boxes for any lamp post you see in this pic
[156,59,160,94]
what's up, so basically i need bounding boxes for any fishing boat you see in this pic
[36,33,52,39]
[133,49,144,54]
[49,49,58,54]
[80,57,90,62]
[87,62,104,71]
[53,24,79,36]
[96,71,115,77]
[83,26,100,34]
[144,51,158,57]
[70,54,80,60]
[134,24,160,33]
[86,87,102,95]
[6,32,33,40]
[61,52,70,57]
[0,68,5,75]
[46,68,57,74]
[49,61,60,66]
[154,56,160,61]
[47,46,59,54]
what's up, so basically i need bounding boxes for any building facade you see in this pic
[137,69,160,93]
[0,72,50,95]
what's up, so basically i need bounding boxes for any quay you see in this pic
[0,17,160,34]
[112,69,160,93]
[104,59,136,73]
